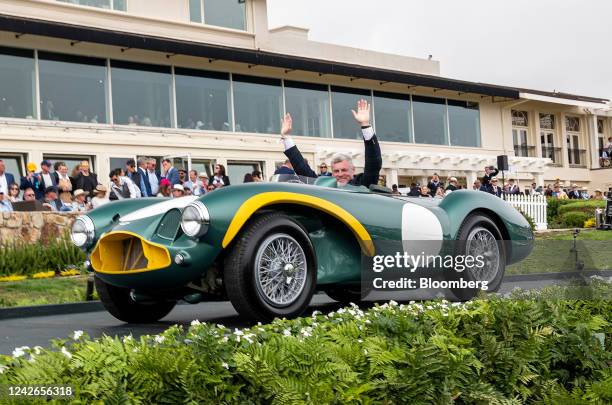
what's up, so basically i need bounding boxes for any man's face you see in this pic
[332,160,354,186]
[162,161,170,172]
[420,186,429,195]
[127,164,135,173]
[319,164,328,173]
[46,191,57,200]
[0,161,5,174]
[432,175,439,182]
[179,171,187,181]
[41,164,50,173]
[23,190,36,201]
[189,171,197,182]
[59,165,68,176]
[111,176,120,186]
[147,161,156,171]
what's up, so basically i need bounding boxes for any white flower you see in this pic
[283,329,291,337]
[154,335,165,344]
[300,327,312,337]
[311,310,321,317]
[358,339,363,343]
[184,339,193,344]
[216,324,225,329]
[222,336,228,343]
[72,330,84,340]
[0,365,8,374]
[222,362,229,369]
[123,335,133,343]
[234,329,244,336]
[12,346,28,358]
[244,334,254,344]
[28,355,36,363]
[389,300,398,307]
[190,319,201,326]
[61,347,72,359]
[257,322,263,326]
[364,349,368,355]
[33,346,42,355]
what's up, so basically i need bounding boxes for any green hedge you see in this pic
[548,199,606,229]
[561,212,591,228]
[1,282,611,404]
[0,238,86,277]
[558,200,606,216]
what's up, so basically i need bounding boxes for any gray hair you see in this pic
[331,152,354,168]
[137,157,147,167]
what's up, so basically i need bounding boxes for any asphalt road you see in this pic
[0,278,576,355]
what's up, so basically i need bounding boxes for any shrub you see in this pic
[561,211,590,228]
[558,200,606,216]
[1,282,611,404]
[516,208,536,231]
[0,237,86,277]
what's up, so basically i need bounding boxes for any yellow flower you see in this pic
[59,269,81,277]
[0,275,28,283]
[31,271,56,279]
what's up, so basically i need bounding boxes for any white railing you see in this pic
[505,194,548,230]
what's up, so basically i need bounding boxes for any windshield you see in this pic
[270,174,319,184]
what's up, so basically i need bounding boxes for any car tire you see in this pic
[94,276,176,323]
[224,212,317,321]
[449,214,506,301]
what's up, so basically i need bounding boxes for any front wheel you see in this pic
[450,214,506,301]
[224,212,317,321]
[94,276,176,323]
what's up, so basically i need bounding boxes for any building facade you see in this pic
[0,0,610,190]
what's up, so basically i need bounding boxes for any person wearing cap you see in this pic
[445,177,458,192]
[0,186,13,212]
[91,185,109,209]
[593,189,605,200]
[20,162,43,200]
[71,189,91,212]
[567,184,581,199]
[580,187,590,200]
[42,186,63,211]
[108,168,139,200]
[171,184,185,198]
[184,170,205,196]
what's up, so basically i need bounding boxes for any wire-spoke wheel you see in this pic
[449,214,506,301]
[255,234,308,308]
[224,212,316,321]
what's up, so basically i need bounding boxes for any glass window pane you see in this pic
[191,159,212,177]
[539,113,555,130]
[111,61,172,128]
[58,0,112,9]
[189,0,202,22]
[113,0,126,11]
[284,81,331,138]
[39,52,107,124]
[43,155,93,176]
[175,68,231,131]
[109,157,131,171]
[204,0,246,30]
[413,95,448,145]
[565,116,580,132]
[511,110,528,127]
[0,155,24,177]
[373,91,411,142]
[597,119,604,134]
[233,75,282,134]
[0,47,35,119]
[331,86,371,140]
[448,100,480,147]
[228,162,257,185]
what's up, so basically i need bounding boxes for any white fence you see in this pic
[505,194,548,230]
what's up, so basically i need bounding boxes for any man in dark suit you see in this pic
[490,177,503,198]
[280,99,381,188]
[479,165,499,193]
[0,160,15,195]
[126,158,144,197]
[506,179,521,195]
[274,160,295,175]
[427,173,442,196]
[136,158,152,197]
[161,158,180,186]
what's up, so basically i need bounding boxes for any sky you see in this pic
[267,0,612,99]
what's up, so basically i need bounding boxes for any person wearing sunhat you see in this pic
[20,162,42,199]
[71,189,90,212]
[171,183,185,198]
[91,185,109,209]
[197,172,209,195]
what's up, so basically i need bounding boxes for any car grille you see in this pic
[91,232,171,274]
[156,209,182,240]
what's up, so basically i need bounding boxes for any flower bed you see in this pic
[1,281,611,404]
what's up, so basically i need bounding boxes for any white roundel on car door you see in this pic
[401,203,443,257]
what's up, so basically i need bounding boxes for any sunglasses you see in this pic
[24,193,35,197]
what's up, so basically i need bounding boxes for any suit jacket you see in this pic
[274,166,295,175]
[128,170,143,194]
[164,167,180,186]
[208,175,230,187]
[20,174,46,200]
[480,168,499,192]
[4,172,16,189]
[138,168,152,197]
[284,134,382,188]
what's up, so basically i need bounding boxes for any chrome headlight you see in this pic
[71,216,95,248]
[181,201,210,238]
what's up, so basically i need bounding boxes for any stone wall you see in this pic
[0,212,78,245]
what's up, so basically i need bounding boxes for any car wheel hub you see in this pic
[255,233,307,307]
[465,227,500,283]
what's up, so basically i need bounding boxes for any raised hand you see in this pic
[351,99,371,126]
[281,113,293,138]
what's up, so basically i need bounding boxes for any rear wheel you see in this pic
[450,214,506,301]
[94,276,176,323]
[224,212,316,321]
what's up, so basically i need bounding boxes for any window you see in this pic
[111,61,172,128]
[109,157,133,172]
[331,86,371,140]
[227,161,260,185]
[189,0,246,31]
[175,67,231,131]
[39,52,107,124]
[372,91,412,143]
[191,159,213,178]
[565,116,580,132]
[597,118,604,135]
[284,81,331,138]
[43,155,94,176]
[412,95,448,145]
[511,110,530,157]
[233,75,282,134]
[0,46,35,119]
[539,113,559,165]
[448,100,480,147]
[565,116,583,166]
[0,154,25,177]
[57,0,126,11]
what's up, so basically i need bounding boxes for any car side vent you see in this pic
[156,209,182,240]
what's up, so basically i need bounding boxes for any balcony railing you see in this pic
[599,148,612,168]
[541,146,562,166]
[514,145,536,157]
[568,148,587,168]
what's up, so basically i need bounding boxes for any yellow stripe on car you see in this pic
[91,231,171,274]
[222,192,375,256]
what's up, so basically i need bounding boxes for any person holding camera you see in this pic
[479,165,499,193]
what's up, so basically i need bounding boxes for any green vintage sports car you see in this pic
[71,176,533,323]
